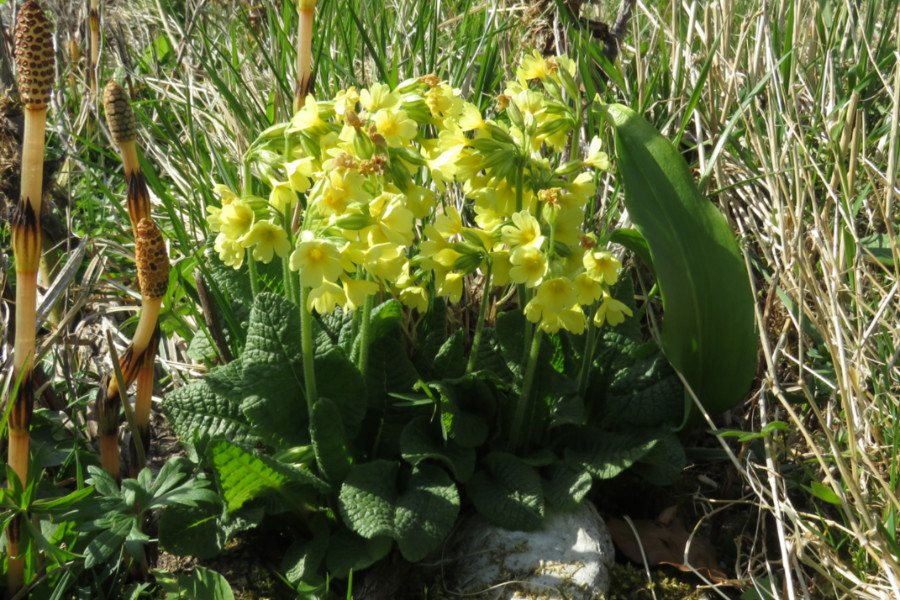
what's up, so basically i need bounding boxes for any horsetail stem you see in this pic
[293,0,317,113]
[8,1,54,593]
[89,0,100,92]
[97,218,169,477]
[104,80,151,232]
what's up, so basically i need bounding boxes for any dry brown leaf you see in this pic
[608,506,729,584]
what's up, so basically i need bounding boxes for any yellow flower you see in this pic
[368,193,415,246]
[524,277,586,334]
[285,157,316,193]
[584,136,610,170]
[501,210,544,249]
[399,285,428,312]
[458,102,485,131]
[269,181,299,214]
[290,231,344,288]
[364,242,406,282]
[333,86,359,120]
[509,245,548,288]
[573,273,603,305]
[218,199,254,241]
[207,205,223,232]
[593,293,633,327]
[312,168,367,217]
[489,250,511,287]
[404,184,436,219]
[434,205,464,239]
[374,109,417,146]
[214,233,244,268]
[517,49,549,82]
[240,220,291,264]
[341,274,379,310]
[360,82,400,112]
[435,270,463,303]
[213,183,238,205]
[308,281,347,314]
[583,249,621,285]
[291,94,329,133]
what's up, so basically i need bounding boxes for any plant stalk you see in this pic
[509,328,543,453]
[300,284,318,413]
[466,261,492,372]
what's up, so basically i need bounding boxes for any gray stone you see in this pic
[443,501,615,599]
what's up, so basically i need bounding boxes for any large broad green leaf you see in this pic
[632,430,686,485]
[466,452,545,531]
[210,440,327,513]
[282,518,330,586]
[542,461,593,511]
[400,417,476,482]
[153,566,235,600]
[338,460,460,561]
[565,427,659,479]
[158,501,224,559]
[310,397,353,484]
[240,293,307,447]
[325,529,392,579]
[314,348,368,439]
[163,361,256,445]
[599,104,757,415]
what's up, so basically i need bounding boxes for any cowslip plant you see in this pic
[161,49,727,593]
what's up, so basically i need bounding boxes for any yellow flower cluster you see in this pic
[206,50,630,333]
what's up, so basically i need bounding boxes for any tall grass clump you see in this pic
[565,0,899,596]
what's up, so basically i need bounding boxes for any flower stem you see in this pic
[466,261,493,373]
[509,328,543,453]
[247,249,260,297]
[357,287,375,375]
[299,285,317,413]
[577,312,598,397]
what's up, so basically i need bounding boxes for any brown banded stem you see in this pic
[104,80,151,232]
[89,0,100,92]
[98,219,169,477]
[293,0,317,113]
[8,1,54,594]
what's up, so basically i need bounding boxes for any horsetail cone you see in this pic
[103,80,137,143]
[135,218,170,300]
[15,1,55,111]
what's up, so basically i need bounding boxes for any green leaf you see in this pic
[632,430,686,485]
[809,480,842,506]
[467,452,545,531]
[158,501,224,559]
[283,518,330,586]
[314,348,368,439]
[599,103,757,415]
[609,228,655,275]
[542,462,593,510]
[565,428,659,479]
[432,329,466,378]
[325,529,392,579]
[210,440,327,512]
[606,353,684,428]
[240,293,307,447]
[339,460,460,561]
[163,361,256,446]
[310,397,353,484]
[84,528,124,568]
[429,379,489,449]
[400,417,476,482]
[152,566,235,600]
